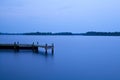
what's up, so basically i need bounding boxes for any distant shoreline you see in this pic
[1,32,120,36]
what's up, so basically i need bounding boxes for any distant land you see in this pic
[1,32,120,36]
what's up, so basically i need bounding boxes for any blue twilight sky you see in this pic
[0,0,120,33]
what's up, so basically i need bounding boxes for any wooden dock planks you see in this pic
[0,42,54,54]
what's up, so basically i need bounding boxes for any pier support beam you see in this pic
[34,47,38,53]
[32,42,35,52]
[52,43,54,55]
[14,42,19,52]
[14,42,16,52]
[45,44,48,54]
[16,42,19,52]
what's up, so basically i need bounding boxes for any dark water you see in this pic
[0,35,120,80]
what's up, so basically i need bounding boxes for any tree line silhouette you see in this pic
[1,31,120,36]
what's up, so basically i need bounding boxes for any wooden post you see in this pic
[52,43,54,54]
[34,46,38,53]
[37,42,39,45]
[32,42,35,52]
[36,47,38,53]
[14,42,16,51]
[16,42,19,52]
[17,42,19,44]
[32,42,39,53]
[45,44,47,54]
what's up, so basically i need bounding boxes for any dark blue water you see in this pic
[0,35,120,80]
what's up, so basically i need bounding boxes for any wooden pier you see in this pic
[0,42,54,54]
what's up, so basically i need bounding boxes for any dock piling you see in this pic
[32,42,35,52]
[14,42,17,52]
[45,44,48,54]
[0,42,54,54]
[16,42,19,52]
[52,43,54,54]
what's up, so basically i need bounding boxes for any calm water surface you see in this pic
[0,35,120,80]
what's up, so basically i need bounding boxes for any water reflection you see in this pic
[1,35,120,80]
[33,51,54,58]
[0,50,54,58]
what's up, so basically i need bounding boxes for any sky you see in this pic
[0,0,120,33]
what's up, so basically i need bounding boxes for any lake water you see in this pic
[0,35,120,80]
